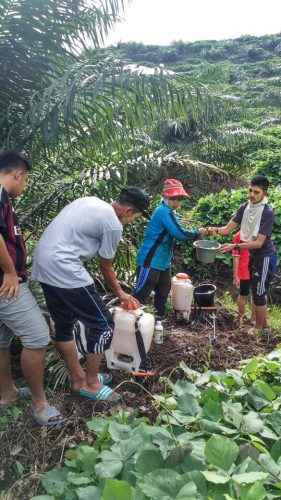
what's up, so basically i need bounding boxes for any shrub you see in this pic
[253,151,281,186]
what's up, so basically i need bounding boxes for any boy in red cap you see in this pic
[133,179,206,317]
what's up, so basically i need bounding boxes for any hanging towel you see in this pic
[240,198,267,242]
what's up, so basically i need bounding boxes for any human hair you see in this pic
[250,175,269,192]
[117,196,140,214]
[0,150,31,173]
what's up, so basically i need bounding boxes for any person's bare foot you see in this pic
[0,387,31,406]
[0,388,22,405]
[72,373,112,392]
[72,373,87,392]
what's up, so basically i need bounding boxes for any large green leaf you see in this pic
[271,438,281,461]
[76,445,99,473]
[266,412,281,436]
[108,422,132,442]
[173,380,201,398]
[204,434,239,471]
[202,471,230,484]
[247,381,276,410]
[240,412,264,434]
[177,393,201,416]
[76,485,101,500]
[202,400,223,422]
[175,481,197,499]
[67,473,92,486]
[102,479,133,500]
[239,482,266,500]
[232,472,268,484]
[41,468,69,496]
[138,469,179,499]
[258,453,281,479]
[135,450,165,474]
[95,450,123,479]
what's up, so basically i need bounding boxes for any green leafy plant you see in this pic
[0,405,22,428]
[34,349,281,499]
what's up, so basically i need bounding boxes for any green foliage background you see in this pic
[34,351,281,499]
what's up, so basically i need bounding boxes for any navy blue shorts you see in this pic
[40,282,114,354]
[249,254,277,298]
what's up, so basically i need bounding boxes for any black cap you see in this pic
[118,186,150,217]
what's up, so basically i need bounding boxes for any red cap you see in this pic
[162,179,191,199]
[176,273,189,280]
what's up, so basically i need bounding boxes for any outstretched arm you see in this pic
[220,233,267,253]
[208,220,238,236]
[163,210,206,240]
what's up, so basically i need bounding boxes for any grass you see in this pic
[222,291,281,335]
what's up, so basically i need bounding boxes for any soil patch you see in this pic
[0,306,277,499]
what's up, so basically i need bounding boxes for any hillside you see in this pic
[108,33,281,181]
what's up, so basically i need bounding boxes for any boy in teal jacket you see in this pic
[133,179,206,317]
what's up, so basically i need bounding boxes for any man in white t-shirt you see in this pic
[32,187,150,403]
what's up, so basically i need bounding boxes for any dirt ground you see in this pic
[0,305,277,499]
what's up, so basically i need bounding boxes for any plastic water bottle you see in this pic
[154,321,164,344]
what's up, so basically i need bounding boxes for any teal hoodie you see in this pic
[136,202,200,271]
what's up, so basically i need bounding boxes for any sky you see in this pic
[104,0,281,46]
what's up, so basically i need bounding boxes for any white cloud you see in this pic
[104,0,281,46]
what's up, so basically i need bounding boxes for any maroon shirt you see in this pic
[0,185,27,286]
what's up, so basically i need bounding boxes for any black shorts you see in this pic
[40,282,114,354]
[239,279,251,297]
[249,255,277,298]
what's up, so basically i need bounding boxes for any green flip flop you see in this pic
[98,372,113,385]
[80,385,122,403]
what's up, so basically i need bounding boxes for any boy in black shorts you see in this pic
[209,175,277,336]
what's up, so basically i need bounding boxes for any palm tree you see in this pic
[0,1,232,237]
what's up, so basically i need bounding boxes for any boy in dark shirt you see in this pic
[209,175,277,336]
[0,150,65,425]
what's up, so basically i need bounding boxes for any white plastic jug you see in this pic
[105,308,155,373]
[171,273,194,319]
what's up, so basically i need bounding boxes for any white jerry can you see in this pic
[171,273,194,319]
[105,307,155,373]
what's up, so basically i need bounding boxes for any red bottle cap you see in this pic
[120,298,140,310]
[176,273,189,280]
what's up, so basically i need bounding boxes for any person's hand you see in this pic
[0,272,21,302]
[219,243,235,253]
[199,227,207,237]
[118,292,140,310]
[207,227,218,236]
[233,277,240,289]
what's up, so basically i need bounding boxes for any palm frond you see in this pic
[2,57,229,153]
[0,0,127,133]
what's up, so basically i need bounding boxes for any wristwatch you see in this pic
[234,244,241,251]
